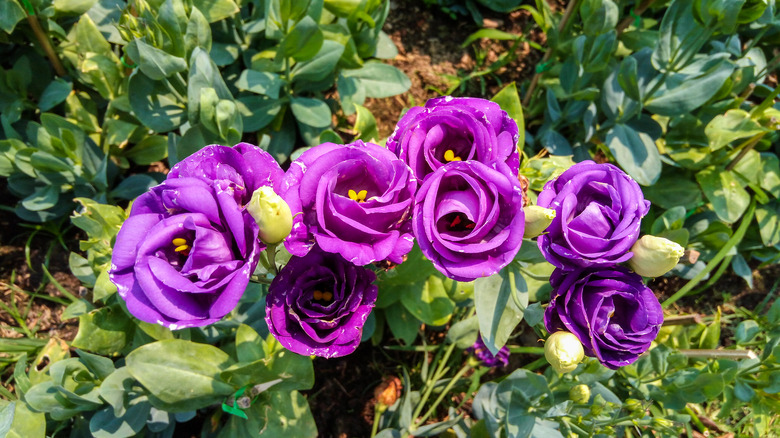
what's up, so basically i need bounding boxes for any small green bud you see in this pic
[652,417,675,429]
[523,205,556,238]
[544,331,585,374]
[569,384,590,404]
[624,398,645,418]
[628,235,684,277]
[247,186,293,245]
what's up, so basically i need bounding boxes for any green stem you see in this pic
[507,346,545,354]
[22,2,66,77]
[725,133,764,171]
[414,363,471,428]
[370,405,383,438]
[662,200,757,308]
[266,244,278,275]
[411,342,457,424]
[677,349,757,360]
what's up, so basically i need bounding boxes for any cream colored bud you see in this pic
[545,331,585,374]
[523,205,556,238]
[569,384,590,404]
[628,235,685,277]
[246,186,293,245]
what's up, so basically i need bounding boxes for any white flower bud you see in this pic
[628,235,685,277]
[246,186,293,245]
[545,331,585,374]
[523,205,556,238]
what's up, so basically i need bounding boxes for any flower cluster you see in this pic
[109,96,527,359]
[535,161,670,370]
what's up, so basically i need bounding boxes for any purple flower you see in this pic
[386,96,520,181]
[536,161,650,270]
[413,160,525,282]
[265,247,378,358]
[280,140,416,266]
[544,266,663,369]
[109,144,283,329]
[468,336,509,367]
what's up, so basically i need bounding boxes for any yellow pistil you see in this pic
[348,189,368,202]
[312,290,333,301]
[443,149,461,162]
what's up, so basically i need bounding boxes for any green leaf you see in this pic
[385,302,420,345]
[128,71,186,133]
[292,40,345,84]
[72,305,133,356]
[127,39,188,81]
[645,55,734,116]
[446,315,479,349]
[643,175,703,209]
[491,82,524,148]
[353,104,379,142]
[187,47,234,128]
[235,70,283,98]
[617,56,641,101]
[475,264,527,355]
[735,320,760,345]
[126,339,235,411]
[580,0,618,36]
[652,0,710,71]
[705,109,767,150]
[192,0,239,23]
[696,166,751,223]
[185,7,212,57]
[401,275,455,327]
[461,29,518,48]
[110,174,160,200]
[0,0,26,34]
[235,324,265,363]
[39,79,73,112]
[0,400,45,438]
[755,200,780,247]
[54,0,97,14]
[21,185,60,211]
[698,308,720,349]
[89,400,151,438]
[236,96,283,132]
[219,391,317,438]
[604,123,661,186]
[337,74,365,116]
[342,63,411,98]
[760,153,780,198]
[282,16,323,61]
[222,336,314,391]
[290,97,331,128]
[124,135,168,165]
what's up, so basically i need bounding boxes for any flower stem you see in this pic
[266,244,279,275]
[370,404,383,438]
[414,363,471,428]
[22,1,66,77]
[410,342,457,426]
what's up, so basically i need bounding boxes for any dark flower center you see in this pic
[312,289,334,302]
[443,212,476,232]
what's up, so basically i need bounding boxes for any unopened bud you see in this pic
[628,235,685,277]
[247,186,293,245]
[523,205,556,238]
[624,398,644,417]
[569,384,590,404]
[545,331,585,374]
[652,418,675,428]
[374,376,401,407]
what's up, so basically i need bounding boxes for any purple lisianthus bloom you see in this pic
[265,247,378,358]
[536,161,650,270]
[468,336,509,367]
[544,266,663,369]
[109,143,283,329]
[386,96,520,181]
[413,160,525,282]
[280,140,416,266]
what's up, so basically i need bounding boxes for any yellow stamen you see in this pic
[313,290,323,300]
[172,238,187,246]
[444,149,461,162]
[174,244,190,253]
[322,291,333,301]
[348,189,368,202]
